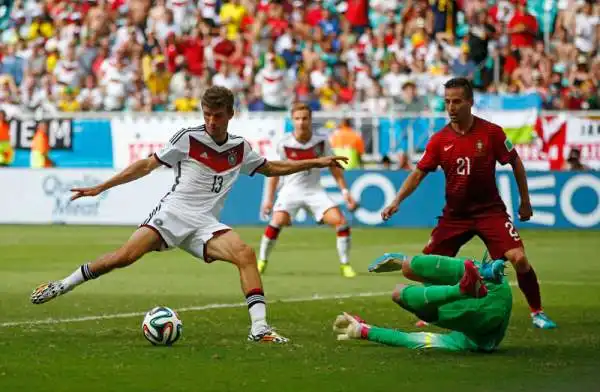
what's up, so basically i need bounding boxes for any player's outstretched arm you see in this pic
[381,168,428,220]
[70,156,162,201]
[333,313,475,351]
[256,156,348,177]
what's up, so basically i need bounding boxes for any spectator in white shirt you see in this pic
[574,0,599,54]
[310,59,329,90]
[254,52,289,111]
[101,58,132,111]
[77,75,103,111]
[212,63,244,94]
[381,61,408,102]
[54,44,81,88]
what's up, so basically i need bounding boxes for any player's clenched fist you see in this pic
[518,202,533,222]
[262,200,274,216]
[381,204,399,221]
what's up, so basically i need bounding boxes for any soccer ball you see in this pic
[142,306,183,346]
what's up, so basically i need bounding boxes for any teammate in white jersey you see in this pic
[30,87,347,343]
[258,103,358,278]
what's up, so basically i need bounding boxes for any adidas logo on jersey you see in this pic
[200,152,209,159]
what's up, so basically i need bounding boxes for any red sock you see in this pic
[517,267,542,313]
[264,224,281,240]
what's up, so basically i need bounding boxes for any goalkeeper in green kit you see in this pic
[333,253,512,352]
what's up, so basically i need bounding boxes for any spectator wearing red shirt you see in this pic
[507,0,538,49]
[212,25,235,72]
[164,32,179,74]
[267,2,289,39]
[180,27,205,76]
[306,0,325,27]
[346,0,370,34]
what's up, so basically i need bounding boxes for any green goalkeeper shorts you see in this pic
[435,279,513,351]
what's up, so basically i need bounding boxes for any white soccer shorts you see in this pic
[273,189,338,223]
[140,203,230,262]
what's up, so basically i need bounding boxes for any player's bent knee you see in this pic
[506,248,529,273]
[392,284,408,304]
[234,244,257,268]
[334,217,347,227]
[271,212,291,227]
[401,260,413,276]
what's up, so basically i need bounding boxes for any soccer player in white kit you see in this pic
[30,87,348,343]
[258,103,358,278]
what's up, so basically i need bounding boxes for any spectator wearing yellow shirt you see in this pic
[45,40,59,74]
[173,88,199,112]
[145,56,172,109]
[318,79,337,110]
[28,11,54,40]
[219,0,246,40]
[58,87,81,112]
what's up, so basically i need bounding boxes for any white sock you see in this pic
[259,224,281,261]
[336,227,351,265]
[250,303,268,334]
[247,289,268,335]
[61,264,97,290]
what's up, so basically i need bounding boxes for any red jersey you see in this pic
[417,116,518,217]
[508,11,538,48]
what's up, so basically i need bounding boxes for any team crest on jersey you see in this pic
[227,151,237,166]
[475,139,486,156]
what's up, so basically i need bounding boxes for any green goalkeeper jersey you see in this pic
[435,276,513,351]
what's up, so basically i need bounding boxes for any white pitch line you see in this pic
[0,291,389,328]
[1,280,595,328]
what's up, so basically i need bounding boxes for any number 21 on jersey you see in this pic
[456,157,471,176]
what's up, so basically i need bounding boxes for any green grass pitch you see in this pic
[1,225,599,392]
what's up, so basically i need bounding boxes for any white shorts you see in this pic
[140,203,230,263]
[273,189,337,223]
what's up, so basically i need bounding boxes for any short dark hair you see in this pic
[201,86,234,112]
[444,77,474,100]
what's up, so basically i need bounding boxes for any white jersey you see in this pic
[155,125,266,219]
[276,131,332,192]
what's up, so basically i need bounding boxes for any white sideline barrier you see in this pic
[1,169,173,225]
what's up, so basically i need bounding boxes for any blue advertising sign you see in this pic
[474,93,542,111]
[221,170,600,229]
[11,119,113,168]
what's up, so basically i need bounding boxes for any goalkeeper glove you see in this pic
[333,312,370,341]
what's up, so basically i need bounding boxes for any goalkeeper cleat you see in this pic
[459,260,488,298]
[30,281,68,304]
[340,264,357,278]
[248,326,289,343]
[531,311,557,329]
[257,259,268,274]
[479,259,507,283]
[368,253,407,273]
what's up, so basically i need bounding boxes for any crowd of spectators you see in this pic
[0,0,598,115]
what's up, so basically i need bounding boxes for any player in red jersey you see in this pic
[381,77,556,329]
